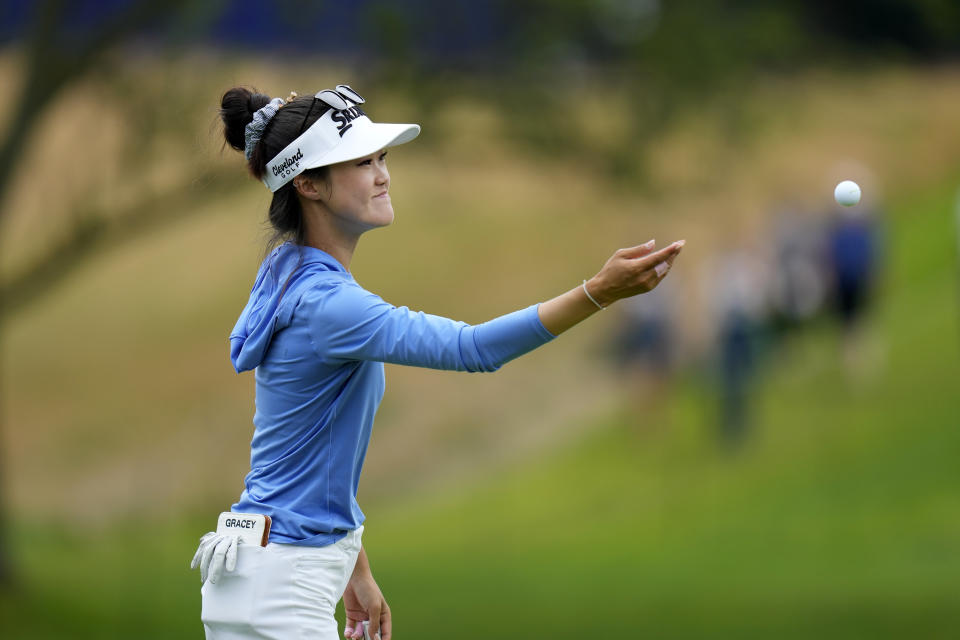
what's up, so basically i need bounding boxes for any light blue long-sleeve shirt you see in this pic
[229,243,555,546]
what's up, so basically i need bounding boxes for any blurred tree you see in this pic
[354,0,957,179]
[0,0,223,590]
[1,0,183,218]
[0,0,241,318]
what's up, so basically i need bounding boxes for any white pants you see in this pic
[201,527,363,639]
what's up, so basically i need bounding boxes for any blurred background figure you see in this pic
[769,205,829,335]
[610,276,678,427]
[826,198,883,378]
[706,248,772,449]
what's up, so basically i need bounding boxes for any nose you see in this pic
[375,161,389,187]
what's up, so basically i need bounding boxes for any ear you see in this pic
[293,174,326,201]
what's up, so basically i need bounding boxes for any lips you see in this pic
[373,191,389,199]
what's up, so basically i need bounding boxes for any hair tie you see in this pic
[244,97,285,160]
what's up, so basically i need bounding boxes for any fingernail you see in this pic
[645,239,655,248]
[676,239,686,247]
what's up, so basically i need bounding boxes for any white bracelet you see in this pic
[582,280,605,310]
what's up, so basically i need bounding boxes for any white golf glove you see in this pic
[190,531,240,584]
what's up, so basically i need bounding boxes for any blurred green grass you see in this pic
[3,175,957,638]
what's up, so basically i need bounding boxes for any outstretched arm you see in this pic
[307,239,683,371]
[538,239,684,336]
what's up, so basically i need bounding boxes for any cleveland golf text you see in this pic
[271,148,304,178]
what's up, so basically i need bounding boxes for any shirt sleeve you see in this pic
[302,281,555,372]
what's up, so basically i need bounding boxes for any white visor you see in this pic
[264,106,420,192]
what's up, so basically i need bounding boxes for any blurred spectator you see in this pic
[826,202,882,375]
[770,206,829,332]
[707,249,772,449]
[611,278,678,423]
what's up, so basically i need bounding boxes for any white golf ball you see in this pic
[834,180,861,206]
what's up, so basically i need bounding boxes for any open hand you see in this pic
[586,239,684,307]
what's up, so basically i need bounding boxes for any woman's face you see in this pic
[321,149,393,233]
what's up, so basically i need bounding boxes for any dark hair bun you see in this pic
[220,87,271,154]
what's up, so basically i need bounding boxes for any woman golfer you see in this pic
[192,84,684,640]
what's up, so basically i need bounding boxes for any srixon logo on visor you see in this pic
[332,106,365,137]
